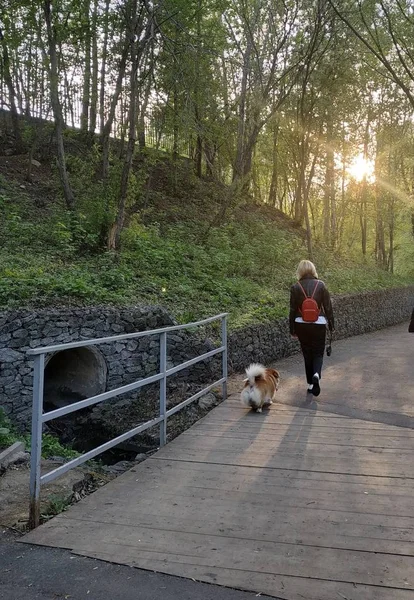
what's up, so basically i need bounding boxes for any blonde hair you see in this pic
[296,259,318,280]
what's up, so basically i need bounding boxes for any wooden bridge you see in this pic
[23,323,414,600]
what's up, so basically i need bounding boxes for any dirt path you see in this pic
[0,460,108,530]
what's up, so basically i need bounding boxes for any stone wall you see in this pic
[0,306,218,428]
[228,286,414,372]
[1,286,413,430]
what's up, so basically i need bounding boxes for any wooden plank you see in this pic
[118,458,414,494]
[213,400,353,417]
[192,415,414,432]
[56,481,414,520]
[23,457,414,556]
[192,422,414,440]
[167,435,414,458]
[60,479,414,524]
[62,480,414,524]
[191,416,414,437]
[85,555,413,600]
[25,519,414,590]
[183,431,414,450]
[43,506,414,556]
[152,448,414,479]
[22,390,414,600]
[50,459,414,518]
[74,550,414,600]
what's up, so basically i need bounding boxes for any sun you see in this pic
[347,154,375,183]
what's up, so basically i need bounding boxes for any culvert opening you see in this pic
[43,346,150,463]
[44,347,107,412]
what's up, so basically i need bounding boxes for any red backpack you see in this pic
[298,280,320,322]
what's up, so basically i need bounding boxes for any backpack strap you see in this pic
[310,280,320,298]
[297,281,308,299]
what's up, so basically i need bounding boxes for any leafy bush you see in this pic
[38,434,79,459]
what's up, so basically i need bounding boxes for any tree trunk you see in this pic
[138,66,152,151]
[268,120,279,207]
[193,0,203,178]
[323,116,334,244]
[360,109,371,256]
[99,0,110,135]
[101,43,131,178]
[81,0,91,133]
[0,27,24,152]
[108,42,139,250]
[303,173,314,261]
[388,203,394,273]
[204,141,216,178]
[89,0,99,134]
[108,5,155,249]
[44,0,75,211]
[294,130,307,224]
[172,80,179,159]
[100,0,137,179]
[25,36,33,117]
[232,36,252,185]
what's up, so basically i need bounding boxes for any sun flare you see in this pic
[347,154,375,183]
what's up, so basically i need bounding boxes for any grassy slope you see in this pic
[0,155,412,329]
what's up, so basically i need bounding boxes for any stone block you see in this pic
[0,441,25,468]
[0,348,24,363]
[126,340,138,351]
[0,319,22,334]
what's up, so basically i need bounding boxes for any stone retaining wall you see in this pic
[228,286,414,372]
[0,306,218,427]
[1,286,413,429]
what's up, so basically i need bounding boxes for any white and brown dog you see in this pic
[240,363,280,413]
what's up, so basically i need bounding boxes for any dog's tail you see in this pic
[245,363,266,386]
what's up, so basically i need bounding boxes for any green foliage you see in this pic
[41,494,72,521]
[0,408,79,459]
[0,408,16,450]
[1,171,412,329]
[40,434,80,460]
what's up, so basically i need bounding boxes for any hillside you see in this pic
[0,151,412,329]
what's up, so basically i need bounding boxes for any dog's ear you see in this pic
[268,369,280,378]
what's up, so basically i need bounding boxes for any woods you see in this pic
[0,0,413,270]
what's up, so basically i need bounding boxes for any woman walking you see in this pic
[289,260,334,396]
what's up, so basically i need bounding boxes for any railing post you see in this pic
[29,353,45,529]
[221,315,228,400]
[159,332,167,447]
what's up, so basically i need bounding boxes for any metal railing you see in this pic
[27,313,228,529]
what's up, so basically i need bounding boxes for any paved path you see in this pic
[21,324,414,600]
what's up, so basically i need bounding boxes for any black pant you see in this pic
[295,323,326,384]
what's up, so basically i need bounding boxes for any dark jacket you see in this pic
[409,308,414,333]
[289,277,334,335]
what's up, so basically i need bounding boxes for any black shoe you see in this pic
[307,385,313,393]
[312,374,320,397]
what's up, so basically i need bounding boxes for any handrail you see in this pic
[28,313,228,529]
[27,313,228,355]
